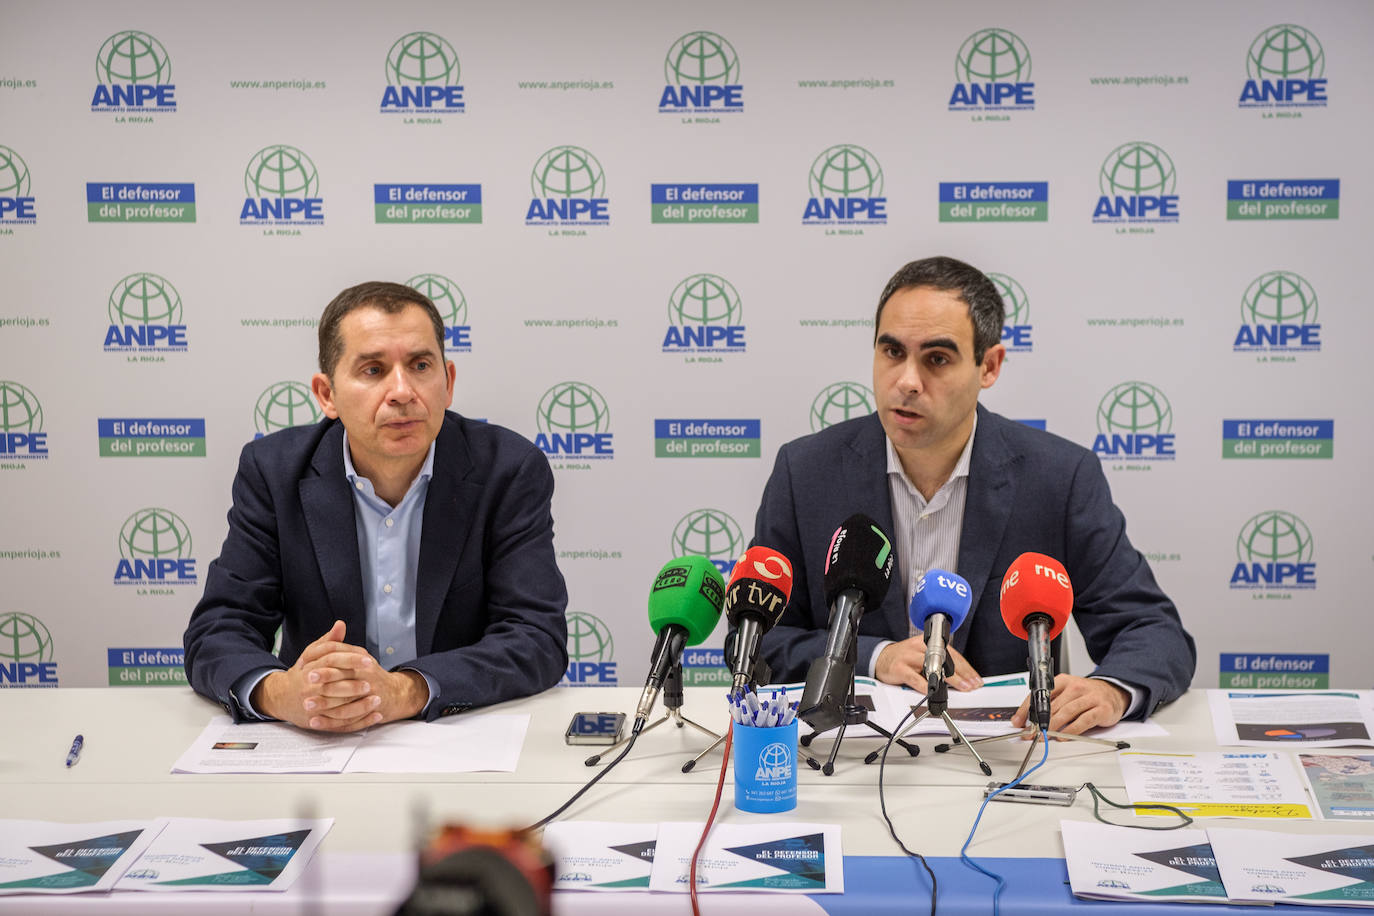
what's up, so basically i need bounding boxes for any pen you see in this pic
[65,734,83,768]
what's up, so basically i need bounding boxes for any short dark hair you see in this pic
[317,281,446,377]
[873,256,1005,363]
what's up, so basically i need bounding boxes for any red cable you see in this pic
[688,718,734,916]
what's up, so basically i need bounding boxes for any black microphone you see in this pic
[724,546,794,693]
[799,513,894,732]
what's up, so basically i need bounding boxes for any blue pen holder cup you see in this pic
[732,719,799,813]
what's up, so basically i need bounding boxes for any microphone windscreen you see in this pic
[909,568,972,632]
[821,513,895,606]
[647,555,725,645]
[724,546,794,627]
[999,552,1073,640]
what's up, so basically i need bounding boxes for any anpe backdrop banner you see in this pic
[0,0,1368,696]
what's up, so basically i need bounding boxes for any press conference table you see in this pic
[2,686,1372,914]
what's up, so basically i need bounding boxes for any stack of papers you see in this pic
[0,818,331,896]
[1064,821,1374,907]
[1208,690,1374,748]
[541,821,843,894]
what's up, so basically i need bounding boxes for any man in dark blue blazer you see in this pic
[185,282,567,731]
[754,257,1194,733]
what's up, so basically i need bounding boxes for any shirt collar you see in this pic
[341,429,436,491]
[884,411,979,490]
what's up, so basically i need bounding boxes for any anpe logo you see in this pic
[1093,142,1179,223]
[803,145,887,224]
[810,382,874,432]
[253,381,321,438]
[671,509,744,576]
[526,146,609,225]
[1230,510,1316,590]
[1234,271,1320,353]
[659,31,743,113]
[91,30,176,112]
[103,273,186,352]
[240,144,323,224]
[662,274,745,354]
[949,28,1034,111]
[756,742,794,780]
[563,612,617,685]
[0,612,57,687]
[535,382,613,460]
[380,32,464,113]
[0,145,35,223]
[406,273,471,352]
[988,272,1032,352]
[113,507,197,586]
[1239,25,1326,109]
[1092,381,1176,460]
[0,380,48,460]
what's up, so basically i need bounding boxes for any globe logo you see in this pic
[0,146,30,197]
[95,30,171,84]
[537,382,610,435]
[954,28,1031,82]
[669,274,742,326]
[386,32,460,86]
[0,612,53,664]
[809,145,884,199]
[1096,381,1173,435]
[1099,142,1176,197]
[0,381,43,432]
[664,31,740,84]
[244,145,319,198]
[406,273,467,326]
[810,382,875,432]
[1241,271,1317,324]
[1247,25,1324,80]
[987,272,1029,325]
[254,381,322,435]
[758,742,793,775]
[118,508,192,561]
[566,612,614,662]
[671,510,744,564]
[108,273,182,325]
[1236,511,1314,564]
[530,146,605,199]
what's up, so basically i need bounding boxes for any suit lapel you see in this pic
[844,416,907,635]
[414,416,476,656]
[953,407,1018,653]
[299,423,367,644]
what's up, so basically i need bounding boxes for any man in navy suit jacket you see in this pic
[184,282,567,730]
[753,257,1194,733]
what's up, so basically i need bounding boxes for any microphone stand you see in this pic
[870,655,994,776]
[933,719,1129,770]
[800,636,920,776]
[584,661,722,771]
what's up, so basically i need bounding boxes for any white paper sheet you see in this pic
[1209,826,1374,906]
[1297,753,1374,821]
[1208,689,1374,748]
[543,821,657,891]
[1119,749,1312,818]
[0,819,166,895]
[650,821,842,894]
[114,817,332,892]
[1061,819,1228,903]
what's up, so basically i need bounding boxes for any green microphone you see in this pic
[634,556,725,728]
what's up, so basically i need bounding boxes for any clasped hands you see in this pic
[251,620,428,732]
[874,635,1129,735]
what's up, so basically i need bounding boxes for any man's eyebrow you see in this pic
[350,347,439,363]
[918,336,961,354]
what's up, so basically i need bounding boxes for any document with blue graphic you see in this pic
[1208,689,1374,748]
[0,819,166,895]
[543,821,657,891]
[649,822,842,894]
[1062,820,1228,903]
[1209,827,1374,906]
[113,817,331,892]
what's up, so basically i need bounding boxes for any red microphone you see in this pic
[724,546,794,692]
[999,552,1073,730]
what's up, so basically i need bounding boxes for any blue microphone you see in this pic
[908,569,972,696]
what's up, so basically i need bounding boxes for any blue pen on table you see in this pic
[65,734,83,767]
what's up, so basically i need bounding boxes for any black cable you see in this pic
[522,729,641,833]
[877,703,938,916]
[1080,782,1194,830]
